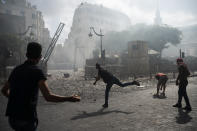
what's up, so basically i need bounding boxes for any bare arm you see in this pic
[93,74,100,85]
[38,80,80,102]
[176,66,183,85]
[1,81,10,98]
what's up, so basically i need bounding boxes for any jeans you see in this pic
[9,117,38,131]
[178,81,191,107]
[104,77,134,105]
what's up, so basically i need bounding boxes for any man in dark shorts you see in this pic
[155,73,168,96]
[173,58,192,111]
[1,42,80,131]
[93,63,140,108]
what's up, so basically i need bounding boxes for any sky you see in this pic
[28,0,197,44]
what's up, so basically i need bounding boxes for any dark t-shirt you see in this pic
[6,60,47,120]
[177,63,190,83]
[98,68,114,83]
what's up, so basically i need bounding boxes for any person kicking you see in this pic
[93,63,140,108]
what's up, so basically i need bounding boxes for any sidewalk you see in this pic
[0,79,197,131]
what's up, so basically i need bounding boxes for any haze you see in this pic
[28,0,197,42]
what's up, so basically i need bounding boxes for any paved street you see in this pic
[0,75,197,131]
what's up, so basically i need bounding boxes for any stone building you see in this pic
[0,13,25,35]
[64,2,131,68]
[0,0,51,46]
[0,0,51,77]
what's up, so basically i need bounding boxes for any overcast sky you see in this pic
[28,0,197,44]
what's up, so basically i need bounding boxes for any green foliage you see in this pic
[100,24,182,54]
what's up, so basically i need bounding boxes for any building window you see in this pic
[32,24,36,28]
[32,13,36,19]
[132,44,139,50]
[6,10,12,14]
[20,11,25,16]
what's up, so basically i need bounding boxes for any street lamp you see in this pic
[88,27,104,59]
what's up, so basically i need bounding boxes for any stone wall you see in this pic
[127,40,149,76]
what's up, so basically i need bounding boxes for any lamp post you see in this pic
[88,27,104,59]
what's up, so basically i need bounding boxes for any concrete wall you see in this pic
[127,40,149,76]
[0,13,25,34]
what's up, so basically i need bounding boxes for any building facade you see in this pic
[0,0,51,46]
[64,2,131,68]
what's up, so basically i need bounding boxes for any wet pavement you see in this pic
[0,71,197,131]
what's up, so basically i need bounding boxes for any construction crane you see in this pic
[40,22,65,73]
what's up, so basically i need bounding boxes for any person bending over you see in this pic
[155,73,168,96]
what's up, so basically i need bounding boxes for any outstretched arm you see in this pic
[38,80,80,102]
[1,81,10,98]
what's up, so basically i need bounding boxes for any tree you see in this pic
[99,24,182,56]
[146,25,182,56]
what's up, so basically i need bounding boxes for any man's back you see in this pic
[6,60,46,120]
[98,68,114,83]
[1,42,80,131]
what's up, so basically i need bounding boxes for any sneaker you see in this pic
[153,94,159,98]
[102,104,108,108]
[183,106,192,111]
[173,103,182,108]
[161,92,165,96]
[132,81,140,86]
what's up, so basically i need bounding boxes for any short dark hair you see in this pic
[26,42,42,59]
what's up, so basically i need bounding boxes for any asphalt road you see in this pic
[0,76,197,131]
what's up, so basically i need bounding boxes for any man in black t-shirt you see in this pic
[173,58,192,111]
[94,63,140,108]
[1,42,80,131]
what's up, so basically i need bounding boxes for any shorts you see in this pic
[158,76,168,86]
